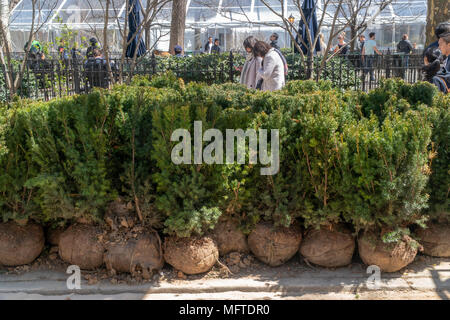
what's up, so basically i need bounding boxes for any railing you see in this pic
[0,52,425,102]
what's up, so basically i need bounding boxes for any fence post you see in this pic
[229,51,234,83]
[151,51,156,75]
[385,48,391,78]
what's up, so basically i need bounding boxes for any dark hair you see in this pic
[435,22,450,38]
[174,46,182,54]
[271,33,279,40]
[253,41,272,57]
[90,37,98,44]
[424,47,441,64]
[243,36,257,50]
[402,34,408,40]
[423,47,442,82]
[93,48,102,57]
[214,38,219,42]
[369,32,376,38]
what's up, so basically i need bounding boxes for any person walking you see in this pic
[253,41,285,91]
[270,33,280,50]
[211,39,221,54]
[318,33,327,57]
[239,36,263,90]
[357,35,366,53]
[204,36,213,54]
[362,32,382,81]
[356,34,366,68]
[397,34,413,67]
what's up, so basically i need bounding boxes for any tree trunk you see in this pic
[169,0,187,55]
[350,24,357,52]
[0,0,11,48]
[426,0,449,46]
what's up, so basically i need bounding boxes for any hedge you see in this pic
[0,74,448,241]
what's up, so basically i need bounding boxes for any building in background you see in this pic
[9,0,427,53]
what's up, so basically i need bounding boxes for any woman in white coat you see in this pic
[240,36,263,90]
[253,41,285,92]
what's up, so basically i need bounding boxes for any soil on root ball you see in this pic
[0,221,45,266]
[163,236,219,275]
[415,223,450,258]
[358,230,419,273]
[300,224,355,268]
[58,224,105,270]
[103,228,164,280]
[211,219,249,256]
[248,222,302,267]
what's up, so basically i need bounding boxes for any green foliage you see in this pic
[0,92,119,224]
[282,52,361,89]
[0,60,39,102]
[0,74,447,241]
[339,108,432,232]
[283,80,333,94]
[146,53,246,84]
[426,94,450,221]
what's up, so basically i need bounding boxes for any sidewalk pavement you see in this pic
[0,258,449,300]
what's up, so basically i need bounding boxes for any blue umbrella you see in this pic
[126,0,147,58]
[294,0,321,55]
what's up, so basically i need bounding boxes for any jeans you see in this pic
[364,56,376,80]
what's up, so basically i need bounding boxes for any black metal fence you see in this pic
[0,51,425,102]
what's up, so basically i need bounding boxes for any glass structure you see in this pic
[8,0,428,52]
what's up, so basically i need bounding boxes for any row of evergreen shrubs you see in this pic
[0,74,448,244]
[147,52,359,89]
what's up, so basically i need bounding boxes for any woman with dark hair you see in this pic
[422,47,442,82]
[253,41,285,91]
[240,36,263,89]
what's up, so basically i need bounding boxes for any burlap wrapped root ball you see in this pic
[415,223,450,257]
[300,225,355,267]
[358,231,418,273]
[0,221,45,266]
[104,231,164,279]
[248,222,302,267]
[211,220,249,256]
[59,224,105,270]
[163,236,219,275]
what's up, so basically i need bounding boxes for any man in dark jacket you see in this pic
[397,34,413,67]
[397,34,413,54]
[84,48,112,89]
[211,39,221,54]
[86,38,100,59]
